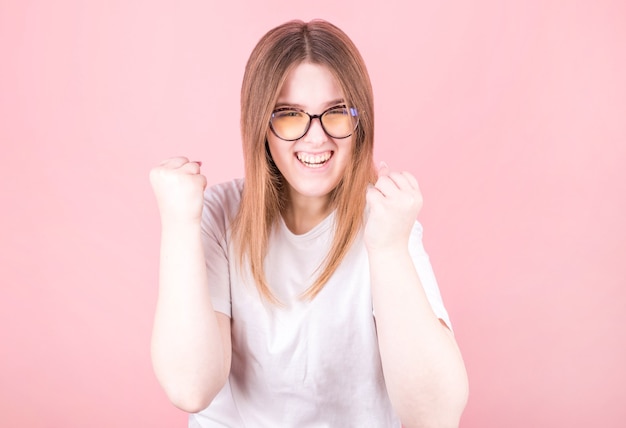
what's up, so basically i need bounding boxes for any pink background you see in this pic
[1,1,625,427]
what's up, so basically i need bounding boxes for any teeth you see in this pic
[297,152,332,166]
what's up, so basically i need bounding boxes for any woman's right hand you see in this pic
[149,157,207,225]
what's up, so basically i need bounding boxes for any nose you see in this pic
[302,116,327,145]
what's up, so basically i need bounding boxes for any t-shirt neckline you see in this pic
[278,210,336,242]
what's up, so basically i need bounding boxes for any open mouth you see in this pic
[296,151,333,168]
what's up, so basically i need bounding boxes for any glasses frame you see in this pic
[269,105,359,142]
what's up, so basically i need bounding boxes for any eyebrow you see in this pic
[274,98,346,110]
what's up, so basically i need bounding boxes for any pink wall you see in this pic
[1,1,625,427]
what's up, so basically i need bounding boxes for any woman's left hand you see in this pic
[364,162,423,252]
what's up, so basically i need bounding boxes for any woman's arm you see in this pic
[149,157,232,413]
[366,164,468,428]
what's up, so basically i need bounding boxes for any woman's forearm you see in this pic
[151,221,230,413]
[369,247,468,428]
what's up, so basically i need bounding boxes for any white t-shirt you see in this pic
[190,179,451,428]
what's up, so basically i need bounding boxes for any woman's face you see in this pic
[267,62,354,208]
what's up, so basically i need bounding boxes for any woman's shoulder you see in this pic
[204,178,244,204]
[202,178,244,230]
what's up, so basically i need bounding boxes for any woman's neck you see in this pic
[282,193,332,235]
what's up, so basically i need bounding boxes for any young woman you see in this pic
[150,19,468,428]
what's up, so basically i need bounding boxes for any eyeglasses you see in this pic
[269,105,359,141]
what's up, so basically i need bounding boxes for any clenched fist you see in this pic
[149,157,207,225]
[364,162,423,252]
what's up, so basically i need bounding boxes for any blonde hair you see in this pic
[232,19,376,303]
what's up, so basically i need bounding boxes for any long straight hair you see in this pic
[232,20,376,303]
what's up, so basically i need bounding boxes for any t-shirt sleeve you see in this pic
[408,221,452,330]
[200,183,237,318]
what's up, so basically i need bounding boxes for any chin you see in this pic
[290,180,340,200]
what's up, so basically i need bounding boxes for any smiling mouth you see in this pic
[296,151,333,168]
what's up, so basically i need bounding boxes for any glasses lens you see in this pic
[270,110,309,141]
[321,106,358,139]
